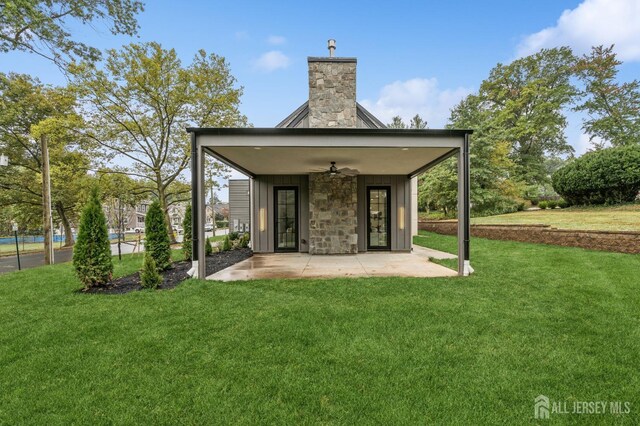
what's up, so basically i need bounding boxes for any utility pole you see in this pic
[41,134,54,264]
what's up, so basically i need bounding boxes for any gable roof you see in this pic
[275,101,387,129]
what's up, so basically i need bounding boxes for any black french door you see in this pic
[274,187,298,252]
[367,186,391,250]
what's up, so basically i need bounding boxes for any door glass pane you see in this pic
[368,188,389,249]
[276,189,297,250]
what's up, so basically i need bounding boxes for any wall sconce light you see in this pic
[398,206,405,230]
[259,208,266,232]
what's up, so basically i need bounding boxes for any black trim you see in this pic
[356,102,387,129]
[275,102,387,130]
[273,186,299,252]
[190,132,198,262]
[407,148,458,178]
[275,101,309,128]
[463,134,470,261]
[367,186,392,251]
[186,127,473,137]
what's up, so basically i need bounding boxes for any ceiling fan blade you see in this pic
[339,167,360,176]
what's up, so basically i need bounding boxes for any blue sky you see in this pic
[2,0,639,200]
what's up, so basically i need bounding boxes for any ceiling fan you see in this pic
[325,161,359,176]
[312,161,359,176]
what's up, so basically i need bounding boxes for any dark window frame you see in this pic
[273,186,299,252]
[366,186,392,250]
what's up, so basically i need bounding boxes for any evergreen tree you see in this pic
[145,200,171,270]
[221,235,231,252]
[182,204,192,260]
[205,237,213,255]
[140,252,161,289]
[73,186,113,288]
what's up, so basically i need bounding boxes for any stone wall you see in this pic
[309,173,358,254]
[308,58,357,128]
[419,221,640,254]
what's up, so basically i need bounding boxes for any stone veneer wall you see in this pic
[419,221,640,254]
[308,58,357,128]
[309,173,358,254]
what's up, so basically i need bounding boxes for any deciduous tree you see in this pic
[72,42,248,243]
[0,0,143,67]
[574,45,640,148]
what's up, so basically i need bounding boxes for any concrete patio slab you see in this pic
[207,247,457,281]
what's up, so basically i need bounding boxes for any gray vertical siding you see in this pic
[357,175,412,252]
[253,174,410,253]
[252,175,309,253]
[228,179,250,232]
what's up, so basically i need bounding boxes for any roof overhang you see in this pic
[187,128,472,178]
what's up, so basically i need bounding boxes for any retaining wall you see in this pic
[418,221,640,254]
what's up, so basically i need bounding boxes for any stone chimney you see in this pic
[308,40,357,128]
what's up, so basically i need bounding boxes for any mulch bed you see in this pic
[81,248,253,295]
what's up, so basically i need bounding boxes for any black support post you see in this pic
[190,132,199,265]
[463,133,470,265]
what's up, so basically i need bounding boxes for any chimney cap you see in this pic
[328,39,336,57]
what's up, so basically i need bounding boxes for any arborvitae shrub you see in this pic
[140,252,161,289]
[205,237,213,255]
[73,186,113,288]
[182,204,192,261]
[222,235,231,251]
[145,201,171,270]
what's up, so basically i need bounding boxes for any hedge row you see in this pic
[552,145,640,205]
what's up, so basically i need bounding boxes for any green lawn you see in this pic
[470,203,640,232]
[0,235,639,424]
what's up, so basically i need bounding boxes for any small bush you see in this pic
[140,252,161,289]
[552,145,640,205]
[205,237,213,256]
[516,202,525,211]
[145,201,171,270]
[182,204,192,261]
[238,233,250,249]
[530,198,539,206]
[73,187,113,288]
[222,235,232,251]
[557,199,569,209]
[547,200,558,209]
[538,201,548,209]
[229,231,240,241]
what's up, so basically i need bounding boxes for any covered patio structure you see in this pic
[188,127,472,279]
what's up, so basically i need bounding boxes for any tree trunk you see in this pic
[55,201,74,247]
[157,184,176,244]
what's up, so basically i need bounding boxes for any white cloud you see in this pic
[517,0,640,61]
[267,35,286,45]
[359,78,472,128]
[253,50,291,72]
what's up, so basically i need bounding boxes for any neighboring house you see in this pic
[229,179,250,232]
[168,203,186,229]
[125,201,149,232]
[188,41,472,277]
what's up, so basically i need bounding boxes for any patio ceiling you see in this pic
[190,128,472,178]
[205,146,455,176]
